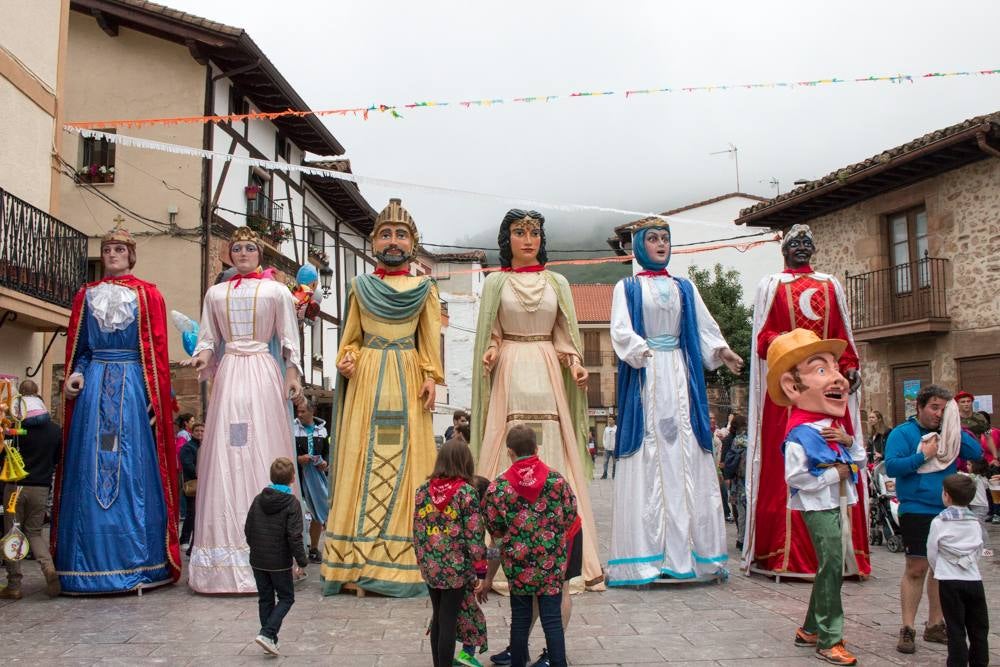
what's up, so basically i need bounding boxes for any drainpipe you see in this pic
[977,131,1000,158]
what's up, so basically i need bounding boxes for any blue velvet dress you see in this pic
[56,297,170,593]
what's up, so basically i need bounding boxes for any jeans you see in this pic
[252,568,295,641]
[601,451,615,479]
[428,586,464,667]
[801,509,844,649]
[939,579,990,667]
[180,493,195,549]
[3,485,54,587]
[510,593,565,667]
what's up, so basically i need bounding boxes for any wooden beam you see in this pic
[91,9,118,37]
[185,39,208,65]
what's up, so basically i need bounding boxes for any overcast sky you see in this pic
[166,0,1000,251]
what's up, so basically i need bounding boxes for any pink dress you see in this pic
[188,277,301,593]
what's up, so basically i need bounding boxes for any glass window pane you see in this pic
[915,210,927,237]
[917,235,928,261]
[893,241,909,267]
[891,215,908,243]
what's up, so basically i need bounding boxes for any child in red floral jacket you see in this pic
[413,441,487,667]
[485,425,578,667]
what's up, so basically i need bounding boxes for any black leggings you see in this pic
[428,586,464,667]
[939,579,990,667]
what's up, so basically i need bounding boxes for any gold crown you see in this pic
[632,217,670,233]
[230,226,263,247]
[509,215,543,235]
[101,224,136,249]
[372,198,419,243]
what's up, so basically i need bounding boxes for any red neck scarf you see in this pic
[502,455,550,502]
[374,267,410,279]
[101,273,135,283]
[229,268,275,287]
[428,477,466,512]
[786,407,845,450]
[783,265,814,275]
[637,269,671,278]
[502,264,545,273]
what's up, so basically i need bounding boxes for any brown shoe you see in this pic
[897,626,916,654]
[0,586,23,600]
[816,642,858,665]
[795,627,819,646]
[923,621,947,644]
[43,567,61,598]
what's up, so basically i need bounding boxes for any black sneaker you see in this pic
[490,647,512,665]
[308,548,322,564]
[529,649,550,667]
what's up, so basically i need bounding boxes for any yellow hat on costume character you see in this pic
[371,198,419,244]
[765,329,847,407]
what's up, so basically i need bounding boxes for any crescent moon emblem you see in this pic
[799,288,821,321]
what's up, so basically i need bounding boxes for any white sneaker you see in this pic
[255,634,279,655]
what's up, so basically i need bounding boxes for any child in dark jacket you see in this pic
[413,441,486,667]
[485,425,578,667]
[244,457,308,656]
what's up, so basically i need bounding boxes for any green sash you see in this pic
[352,273,433,322]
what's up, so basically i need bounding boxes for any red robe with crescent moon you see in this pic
[748,268,870,577]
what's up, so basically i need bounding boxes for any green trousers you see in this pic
[802,508,844,649]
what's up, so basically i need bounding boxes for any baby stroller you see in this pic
[868,461,903,552]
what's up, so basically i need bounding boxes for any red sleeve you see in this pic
[827,289,859,372]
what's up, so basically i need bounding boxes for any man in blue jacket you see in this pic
[884,384,982,655]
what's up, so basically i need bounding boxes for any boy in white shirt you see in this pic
[927,473,989,667]
[767,329,866,666]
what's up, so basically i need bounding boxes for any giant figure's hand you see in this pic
[285,374,302,402]
[180,349,211,372]
[64,373,84,399]
[419,378,436,411]
[720,348,744,375]
[337,352,356,379]
[845,369,862,394]
[571,364,588,388]
[482,346,498,374]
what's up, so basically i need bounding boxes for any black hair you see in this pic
[175,412,194,429]
[497,209,548,268]
[916,384,952,409]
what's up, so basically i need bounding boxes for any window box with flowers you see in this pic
[246,213,291,247]
[77,164,116,184]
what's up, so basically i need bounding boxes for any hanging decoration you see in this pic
[62,68,1000,130]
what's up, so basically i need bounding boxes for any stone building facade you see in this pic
[738,112,1000,425]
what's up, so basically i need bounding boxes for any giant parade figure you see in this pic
[471,209,604,590]
[53,225,181,594]
[607,219,743,585]
[186,226,302,593]
[743,224,870,578]
[321,198,443,597]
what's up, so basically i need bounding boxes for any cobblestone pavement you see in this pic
[3,477,998,665]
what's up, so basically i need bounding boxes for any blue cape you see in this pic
[782,425,857,494]
[615,276,713,458]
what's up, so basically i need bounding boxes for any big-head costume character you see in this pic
[321,198,444,597]
[607,218,743,585]
[744,224,870,578]
[768,328,866,662]
[470,209,604,590]
[186,225,302,593]
[52,225,181,593]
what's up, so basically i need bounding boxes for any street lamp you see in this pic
[320,265,334,296]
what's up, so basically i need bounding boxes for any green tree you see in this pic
[687,263,751,386]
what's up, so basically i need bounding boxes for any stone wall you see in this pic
[803,157,1000,420]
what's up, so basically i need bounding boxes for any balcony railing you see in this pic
[0,186,88,309]
[845,257,950,336]
[246,192,289,246]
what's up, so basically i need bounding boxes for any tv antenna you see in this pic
[710,143,740,191]
[760,177,780,196]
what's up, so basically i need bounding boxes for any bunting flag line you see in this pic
[62,68,1000,130]
[63,127,742,230]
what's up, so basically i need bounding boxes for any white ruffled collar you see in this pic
[87,282,137,333]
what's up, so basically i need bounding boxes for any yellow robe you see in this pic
[321,275,443,597]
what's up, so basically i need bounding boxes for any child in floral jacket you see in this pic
[413,441,486,667]
[485,425,578,667]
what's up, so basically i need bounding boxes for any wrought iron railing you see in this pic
[845,257,949,331]
[0,186,88,309]
[245,191,289,245]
